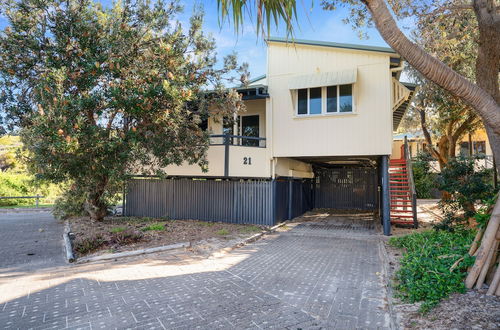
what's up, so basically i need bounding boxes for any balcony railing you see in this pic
[209,134,266,148]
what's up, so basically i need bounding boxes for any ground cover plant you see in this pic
[71,216,266,257]
[389,229,476,313]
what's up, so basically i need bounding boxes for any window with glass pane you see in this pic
[297,89,307,115]
[309,88,322,114]
[241,115,259,146]
[339,84,353,112]
[326,86,337,113]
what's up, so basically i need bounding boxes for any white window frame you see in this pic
[296,84,355,116]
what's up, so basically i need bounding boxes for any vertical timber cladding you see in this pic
[125,178,275,226]
[314,166,378,210]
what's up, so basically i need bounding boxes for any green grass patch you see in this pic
[141,223,166,232]
[110,226,126,233]
[389,229,476,313]
[0,203,53,209]
[216,228,230,236]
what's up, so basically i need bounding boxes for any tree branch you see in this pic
[364,0,500,136]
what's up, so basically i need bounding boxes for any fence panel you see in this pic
[125,178,275,226]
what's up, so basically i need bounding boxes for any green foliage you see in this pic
[141,223,165,231]
[216,228,230,236]
[52,185,87,219]
[0,172,61,206]
[412,152,438,199]
[109,230,143,245]
[73,234,106,255]
[436,157,496,230]
[389,229,476,312]
[110,226,126,233]
[0,0,246,220]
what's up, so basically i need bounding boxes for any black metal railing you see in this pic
[209,134,266,148]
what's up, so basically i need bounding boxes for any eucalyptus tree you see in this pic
[0,0,246,221]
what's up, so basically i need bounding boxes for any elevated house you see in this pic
[125,37,417,235]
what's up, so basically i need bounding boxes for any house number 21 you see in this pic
[243,157,252,165]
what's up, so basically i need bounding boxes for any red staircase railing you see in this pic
[389,136,418,227]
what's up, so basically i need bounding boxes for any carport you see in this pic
[292,155,391,235]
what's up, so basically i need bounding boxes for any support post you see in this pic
[224,133,230,177]
[381,155,391,236]
[288,178,293,220]
[36,194,39,208]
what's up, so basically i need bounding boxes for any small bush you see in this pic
[389,229,475,312]
[436,157,496,230]
[53,185,87,219]
[73,234,106,255]
[109,230,143,245]
[216,228,230,236]
[110,226,126,233]
[412,152,438,199]
[141,223,166,232]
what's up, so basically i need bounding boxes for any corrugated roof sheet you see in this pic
[267,37,397,55]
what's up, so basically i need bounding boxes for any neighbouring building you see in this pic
[125,37,417,235]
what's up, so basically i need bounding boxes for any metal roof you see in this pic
[267,37,397,55]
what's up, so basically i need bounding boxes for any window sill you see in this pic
[294,112,357,119]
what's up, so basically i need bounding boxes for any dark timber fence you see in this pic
[125,177,314,226]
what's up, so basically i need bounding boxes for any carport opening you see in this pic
[288,156,385,227]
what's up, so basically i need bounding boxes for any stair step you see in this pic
[390,190,410,193]
[391,220,416,225]
[390,214,414,218]
[391,209,414,213]
[390,199,412,202]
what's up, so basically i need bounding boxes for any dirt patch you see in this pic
[70,216,265,257]
[385,241,500,329]
[400,291,500,329]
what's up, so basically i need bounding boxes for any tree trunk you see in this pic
[364,0,500,135]
[84,178,109,222]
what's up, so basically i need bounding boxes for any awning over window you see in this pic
[288,69,357,90]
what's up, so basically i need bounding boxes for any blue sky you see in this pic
[0,0,406,80]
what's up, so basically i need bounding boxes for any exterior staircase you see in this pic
[389,138,418,227]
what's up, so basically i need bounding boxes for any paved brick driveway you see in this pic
[0,210,64,271]
[0,213,392,329]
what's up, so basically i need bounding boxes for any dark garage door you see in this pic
[314,167,378,210]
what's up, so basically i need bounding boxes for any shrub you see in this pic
[53,185,87,219]
[436,157,496,230]
[141,223,166,232]
[73,234,106,255]
[412,152,438,199]
[216,228,230,236]
[389,229,475,312]
[109,230,143,245]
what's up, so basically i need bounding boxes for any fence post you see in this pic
[36,195,39,208]
[224,133,230,177]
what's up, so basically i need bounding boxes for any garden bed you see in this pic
[386,230,500,329]
[70,216,265,257]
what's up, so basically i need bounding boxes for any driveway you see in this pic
[0,210,65,271]
[0,212,392,329]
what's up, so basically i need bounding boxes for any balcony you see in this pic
[165,134,270,178]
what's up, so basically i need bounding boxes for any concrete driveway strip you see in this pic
[0,214,392,329]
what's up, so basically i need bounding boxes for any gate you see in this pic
[314,167,378,210]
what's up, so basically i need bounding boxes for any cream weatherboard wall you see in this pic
[267,41,394,158]
[164,99,272,178]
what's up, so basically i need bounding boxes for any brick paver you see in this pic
[0,213,392,329]
[0,210,64,270]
